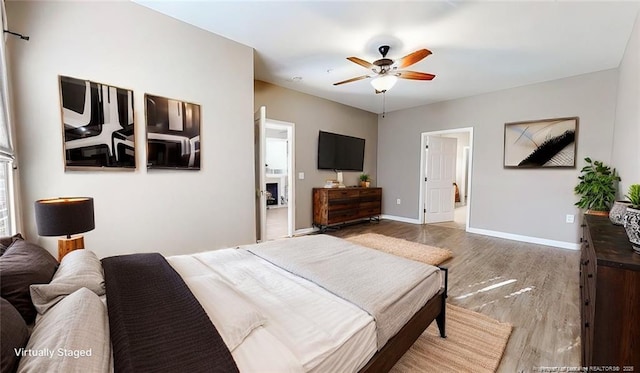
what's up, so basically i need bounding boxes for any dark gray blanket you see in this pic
[102,253,239,373]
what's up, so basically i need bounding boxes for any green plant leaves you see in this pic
[626,184,640,209]
[574,157,620,211]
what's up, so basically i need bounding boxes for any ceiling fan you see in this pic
[333,45,435,93]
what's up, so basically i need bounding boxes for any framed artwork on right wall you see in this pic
[503,116,578,168]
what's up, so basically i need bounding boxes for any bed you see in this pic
[0,234,447,373]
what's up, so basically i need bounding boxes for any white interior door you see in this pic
[254,106,267,242]
[265,119,295,240]
[424,136,457,223]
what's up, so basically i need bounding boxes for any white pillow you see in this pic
[17,287,110,373]
[30,249,105,314]
[185,275,266,351]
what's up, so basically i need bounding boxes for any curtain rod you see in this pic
[3,29,29,41]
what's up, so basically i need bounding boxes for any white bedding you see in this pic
[247,235,443,348]
[167,249,377,372]
[167,241,443,373]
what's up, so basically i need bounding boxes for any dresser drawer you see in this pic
[360,201,381,210]
[359,188,381,197]
[358,208,381,218]
[327,189,359,200]
[327,209,359,224]
[326,199,359,211]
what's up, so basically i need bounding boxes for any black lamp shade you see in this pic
[34,197,95,237]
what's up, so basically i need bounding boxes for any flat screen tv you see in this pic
[317,131,365,171]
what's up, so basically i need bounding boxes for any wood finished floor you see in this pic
[266,206,289,240]
[328,219,581,373]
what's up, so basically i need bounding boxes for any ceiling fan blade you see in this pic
[397,71,436,80]
[333,75,370,86]
[347,57,375,69]
[396,49,432,68]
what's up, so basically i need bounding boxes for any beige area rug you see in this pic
[391,304,513,373]
[346,233,453,266]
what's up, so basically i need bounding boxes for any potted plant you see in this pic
[574,157,620,216]
[623,184,640,254]
[359,173,371,188]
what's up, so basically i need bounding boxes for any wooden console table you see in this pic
[312,187,381,231]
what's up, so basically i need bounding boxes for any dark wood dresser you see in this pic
[580,214,640,369]
[312,187,381,231]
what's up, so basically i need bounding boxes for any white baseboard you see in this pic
[296,218,579,251]
[294,227,318,236]
[466,227,580,250]
[381,215,580,250]
[380,214,422,225]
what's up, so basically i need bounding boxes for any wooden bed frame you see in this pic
[359,267,448,373]
[103,254,449,373]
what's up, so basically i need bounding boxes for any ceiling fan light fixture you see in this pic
[370,74,398,92]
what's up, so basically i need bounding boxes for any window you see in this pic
[0,159,11,235]
[0,4,17,236]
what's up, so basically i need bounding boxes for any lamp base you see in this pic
[58,236,85,261]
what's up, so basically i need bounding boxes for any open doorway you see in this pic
[419,127,473,230]
[265,119,295,240]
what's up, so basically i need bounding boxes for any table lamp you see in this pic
[34,197,95,261]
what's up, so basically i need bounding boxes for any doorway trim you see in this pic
[265,118,295,238]
[418,127,474,231]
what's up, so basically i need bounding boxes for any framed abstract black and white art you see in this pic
[58,76,135,170]
[144,94,201,170]
[503,117,578,168]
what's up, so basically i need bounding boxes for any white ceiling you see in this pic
[136,1,640,114]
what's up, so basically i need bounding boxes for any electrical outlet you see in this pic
[566,214,575,224]
[396,198,401,205]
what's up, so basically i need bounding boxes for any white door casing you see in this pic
[424,136,457,223]
[265,119,295,239]
[254,106,267,242]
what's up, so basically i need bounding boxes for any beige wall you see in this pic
[7,1,633,253]
[378,70,619,246]
[254,81,378,230]
[7,1,256,258]
[611,11,640,197]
